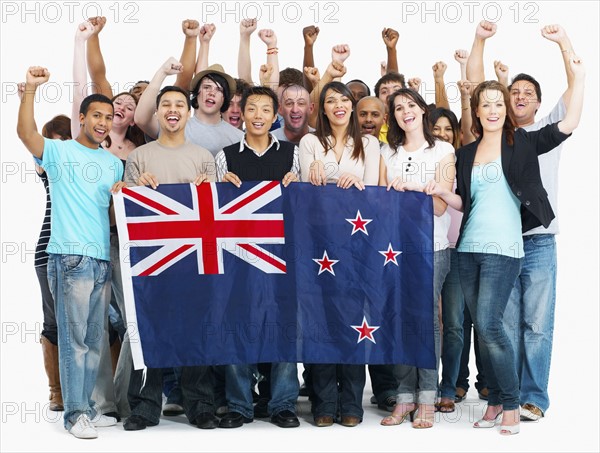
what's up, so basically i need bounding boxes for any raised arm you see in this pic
[258,29,279,90]
[17,67,49,158]
[466,20,497,84]
[195,23,216,74]
[302,25,319,91]
[72,21,94,138]
[238,18,257,84]
[493,60,509,87]
[133,57,183,139]
[557,56,584,135]
[458,80,476,145]
[454,49,469,81]
[541,24,576,105]
[307,60,346,128]
[175,19,200,90]
[86,16,113,98]
[382,27,399,74]
[432,61,450,109]
[331,44,350,81]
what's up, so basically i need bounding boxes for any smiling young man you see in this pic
[356,96,386,140]
[17,67,123,439]
[118,85,218,431]
[214,86,300,429]
[271,84,315,146]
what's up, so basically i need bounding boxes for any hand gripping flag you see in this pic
[113,182,434,370]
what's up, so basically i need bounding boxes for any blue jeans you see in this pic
[396,249,450,405]
[47,254,111,429]
[225,363,298,418]
[310,364,366,420]
[456,308,488,393]
[458,252,521,410]
[504,234,556,413]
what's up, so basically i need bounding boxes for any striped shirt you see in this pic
[34,170,51,268]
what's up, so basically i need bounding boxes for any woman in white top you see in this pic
[298,81,380,427]
[379,88,455,429]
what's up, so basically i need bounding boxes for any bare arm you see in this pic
[432,61,450,109]
[541,24,576,105]
[17,67,49,159]
[302,25,319,91]
[175,19,200,90]
[258,29,279,90]
[557,57,585,135]
[86,16,113,98]
[458,80,476,145]
[133,58,183,139]
[195,23,216,74]
[382,28,399,74]
[72,21,94,138]
[307,61,346,129]
[466,20,497,84]
[238,19,257,84]
[454,49,468,81]
[493,60,509,87]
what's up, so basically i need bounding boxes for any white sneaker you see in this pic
[69,414,98,439]
[90,412,117,427]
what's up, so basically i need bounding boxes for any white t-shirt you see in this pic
[381,139,455,251]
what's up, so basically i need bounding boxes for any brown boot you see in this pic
[110,337,121,376]
[40,335,63,411]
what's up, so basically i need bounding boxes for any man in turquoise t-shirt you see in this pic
[17,66,123,439]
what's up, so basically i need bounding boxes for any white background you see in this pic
[1,1,598,451]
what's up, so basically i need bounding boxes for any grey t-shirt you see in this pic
[184,116,244,156]
[523,98,566,236]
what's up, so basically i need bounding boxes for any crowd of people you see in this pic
[16,16,585,439]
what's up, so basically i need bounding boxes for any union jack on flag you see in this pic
[120,181,286,276]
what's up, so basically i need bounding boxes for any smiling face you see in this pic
[357,97,385,137]
[78,102,113,147]
[323,88,353,129]
[476,88,507,133]
[432,116,454,145]
[222,94,243,129]
[510,80,540,126]
[112,94,136,128]
[393,94,425,133]
[279,85,312,134]
[243,94,276,140]
[156,90,190,134]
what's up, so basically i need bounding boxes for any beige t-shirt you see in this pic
[125,140,216,185]
[298,133,380,185]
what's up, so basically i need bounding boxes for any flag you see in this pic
[113,182,434,370]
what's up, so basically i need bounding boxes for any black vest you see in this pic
[223,141,295,181]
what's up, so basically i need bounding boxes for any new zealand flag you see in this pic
[113,182,434,370]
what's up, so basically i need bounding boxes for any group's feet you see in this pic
[435,397,455,413]
[473,405,519,435]
[412,404,435,429]
[380,403,416,426]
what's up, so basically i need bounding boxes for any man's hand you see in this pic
[87,16,106,35]
[282,172,297,187]
[540,24,567,44]
[331,44,350,63]
[475,20,497,40]
[303,66,321,86]
[494,60,509,85]
[454,49,469,65]
[182,19,201,38]
[382,27,399,50]
[110,181,127,193]
[75,20,95,42]
[193,174,209,185]
[258,29,277,47]
[326,60,347,79]
[160,57,184,76]
[240,18,257,37]
[25,66,50,89]
[407,77,421,92]
[223,172,242,188]
[303,25,320,46]
[137,172,159,189]
[458,80,476,98]
[199,23,216,43]
[259,64,274,86]
[432,61,447,79]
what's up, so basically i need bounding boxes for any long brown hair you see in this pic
[387,88,436,152]
[470,81,516,145]
[315,81,365,162]
[41,114,71,140]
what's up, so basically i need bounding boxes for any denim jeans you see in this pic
[310,364,366,420]
[368,365,399,401]
[224,363,298,418]
[456,308,487,393]
[504,234,556,413]
[458,252,521,410]
[47,253,111,429]
[128,366,214,424]
[396,249,450,405]
[35,264,58,344]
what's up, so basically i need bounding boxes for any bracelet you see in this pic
[267,47,278,51]
[462,107,470,111]
[267,50,279,55]
[561,49,572,53]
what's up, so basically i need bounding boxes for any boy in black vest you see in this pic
[214,86,300,428]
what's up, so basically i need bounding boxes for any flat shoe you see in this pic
[454,387,467,402]
[434,400,455,413]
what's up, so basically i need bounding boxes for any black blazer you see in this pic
[455,122,570,248]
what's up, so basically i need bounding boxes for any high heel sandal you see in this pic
[412,404,435,429]
[473,412,502,428]
[380,404,416,426]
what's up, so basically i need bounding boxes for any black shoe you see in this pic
[271,410,300,428]
[195,412,219,429]
[377,396,397,412]
[123,415,157,431]
[103,411,121,422]
[218,411,253,428]
[298,383,309,397]
[253,398,270,418]
[252,388,260,403]
[163,403,185,416]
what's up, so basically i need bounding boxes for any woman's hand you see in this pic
[337,172,365,190]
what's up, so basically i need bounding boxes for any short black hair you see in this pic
[241,86,279,114]
[156,85,191,110]
[79,93,113,116]
[346,79,371,96]
[509,73,542,102]
[374,72,406,98]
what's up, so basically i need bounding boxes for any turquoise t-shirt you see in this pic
[458,157,524,258]
[37,138,123,260]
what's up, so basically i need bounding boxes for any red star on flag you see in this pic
[313,251,339,276]
[379,243,401,266]
[351,316,380,344]
[345,210,373,236]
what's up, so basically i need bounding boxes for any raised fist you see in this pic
[541,24,567,43]
[303,25,320,46]
[26,66,50,87]
[161,57,183,76]
[454,49,469,65]
[240,18,257,37]
[432,61,447,79]
[87,16,106,35]
[258,29,277,47]
[199,23,216,43]
[382,27,399,49]
[475,20,497,40]
[331,44,350,63]
[182,19,201,38]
